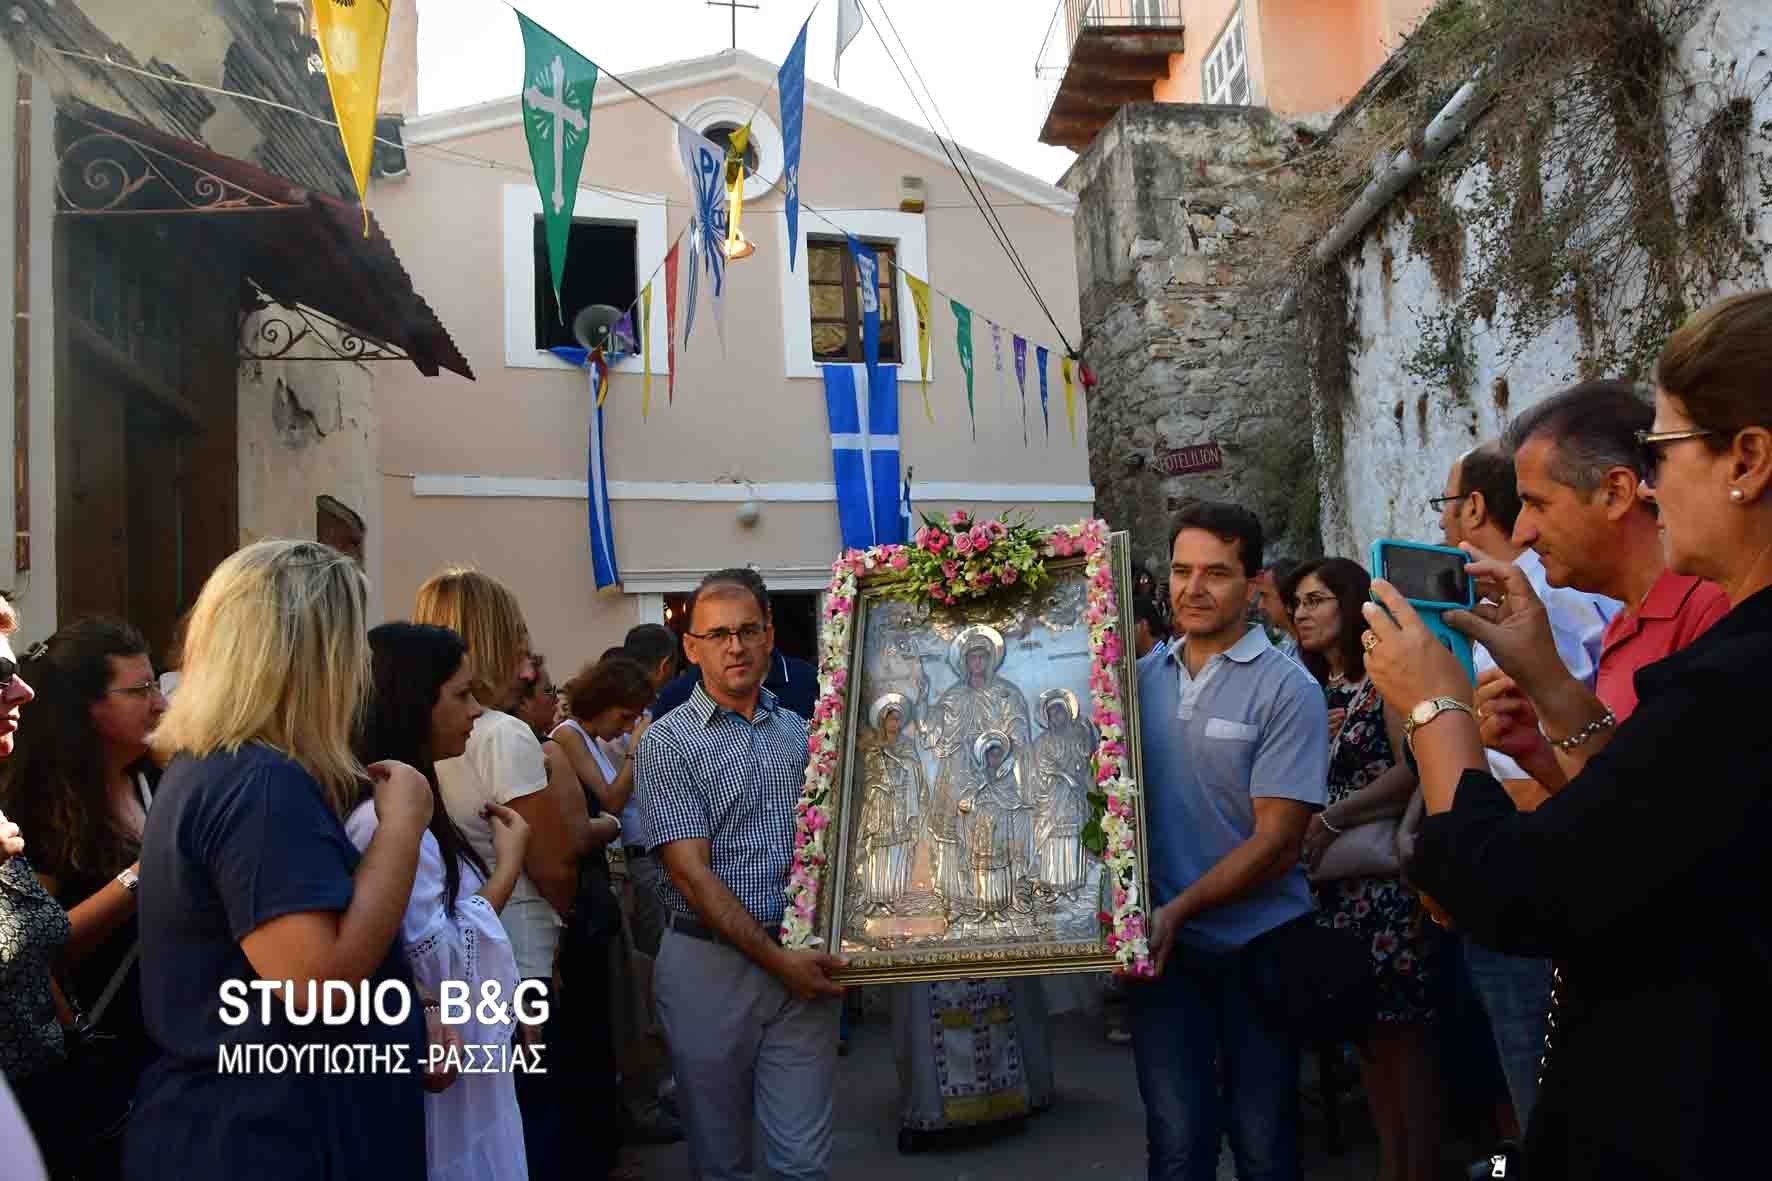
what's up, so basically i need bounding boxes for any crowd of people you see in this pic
[0,288,1766,1181]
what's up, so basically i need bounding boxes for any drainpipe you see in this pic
[1311,78,1485,268]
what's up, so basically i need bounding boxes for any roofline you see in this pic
[405,49,1076,215]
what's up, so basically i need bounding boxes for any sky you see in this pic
[415,0,1079,185]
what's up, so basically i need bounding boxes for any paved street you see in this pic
[635,1006,1389,1180]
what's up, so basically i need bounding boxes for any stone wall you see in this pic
[1062,104,1315,577]
[1318,0,1772,560]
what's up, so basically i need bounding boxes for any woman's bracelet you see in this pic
[1319,813,1344,836]
[1540,707,1617,752]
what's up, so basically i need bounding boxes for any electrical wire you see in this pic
[860,0,1075,355]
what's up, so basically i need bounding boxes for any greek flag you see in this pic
[586,398,620,588]
[551,346,621,588]
[822,363,904,550]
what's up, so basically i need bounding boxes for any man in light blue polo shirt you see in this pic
[1133,501,1328,1181]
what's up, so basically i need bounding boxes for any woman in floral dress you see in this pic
[1285,558,1445,1181]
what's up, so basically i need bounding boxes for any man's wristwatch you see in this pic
[1404,697,1476,752]
[116,867,139,893]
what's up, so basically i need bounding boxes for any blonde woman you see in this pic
[414,567,618,1180]
[126,541,433,1181]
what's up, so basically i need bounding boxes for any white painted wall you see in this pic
[236,330,384,625]
[1,48,61,646]
[1322,1,1772,561]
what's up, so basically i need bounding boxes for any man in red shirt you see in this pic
[1477,381,1729,783]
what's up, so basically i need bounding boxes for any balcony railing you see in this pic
[1035,0,1187,149]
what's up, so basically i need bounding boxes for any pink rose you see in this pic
[926,530,948,553]
[1000,568,1019,585]
[989,520,1008,539]
[954,531,974,554]
[890,552,909,570]
[968,525,991,551]
[979,571,995,586]
[831,668,848,690]
[943,560,960,579]
[949,510,969,528]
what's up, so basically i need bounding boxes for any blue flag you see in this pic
[551,346,621,588]
[822,363,904,549]
[778,17,809,272]
[1036,345,1052,442]
[846,236,883,401]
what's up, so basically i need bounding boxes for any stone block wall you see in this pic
[1062,104,1316,578]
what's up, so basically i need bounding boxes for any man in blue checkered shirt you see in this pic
[637,569,847,1181]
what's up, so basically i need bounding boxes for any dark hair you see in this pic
[1280,557,1374,685]
[358,622,490,914]
[688,567,772,628]
[1171,501,1264,575]
[1457,442,1523,533]
[0,618,154,894]
[624,623,679,679]
[1134,596,1169,639]
[1656,289,1772,446]
[565,656,656,723]
[1504,380,1654,490]
[598,646,628,664]
[1265,558,1302,586]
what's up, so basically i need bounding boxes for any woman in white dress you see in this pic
[352,622,534,1181]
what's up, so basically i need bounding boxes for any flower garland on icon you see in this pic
[779,512,1153,976]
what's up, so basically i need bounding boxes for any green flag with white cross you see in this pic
[518,14,598,321]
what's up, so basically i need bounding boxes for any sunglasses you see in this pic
[1635,428,1714,483]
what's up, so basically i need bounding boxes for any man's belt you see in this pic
[623,844,649,858]
[666,910,782,946]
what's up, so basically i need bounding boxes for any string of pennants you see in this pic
[309,0,1086,438]
[514,4,1086,443]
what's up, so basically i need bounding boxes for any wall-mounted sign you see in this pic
[1154,442,1224,476]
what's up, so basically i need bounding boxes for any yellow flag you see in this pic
[905,274,934,423]
[725,124,752,256]
[1061,357,1076,442]
[312,0,391,233]
[640,283,653,421]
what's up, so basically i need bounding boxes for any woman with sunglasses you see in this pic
[1361,288,1772,1179]
[0,618,166,1177]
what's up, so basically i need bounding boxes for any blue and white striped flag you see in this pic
[586,397,620,589]
[822,363,904,550]
[552,346,621,588]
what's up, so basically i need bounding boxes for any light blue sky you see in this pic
[417,0,1079,184]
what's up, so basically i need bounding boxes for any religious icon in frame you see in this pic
[782,520,1152,984]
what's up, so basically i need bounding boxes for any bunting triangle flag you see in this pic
[778,16,810,272]
[905,274,933,423]
[640,282,653,421]
[990,322,1005,415]
[1061,356,1075,443]
[724,123,751,258]
[847,236,884,408]
[1012,335,1029,447]
[835,0,863,87]
[664,241,680,402]
[678,125,729,351]
[1036,346,1051,443]
[518,14,599,317]
[951,300,976,441]
[312,0,391,230]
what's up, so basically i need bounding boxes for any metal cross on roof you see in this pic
[706,0,760,50]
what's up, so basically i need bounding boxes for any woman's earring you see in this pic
[1731,488,1746,502]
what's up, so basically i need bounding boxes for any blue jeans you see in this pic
[1130,940,1302,1181]
[1463,938,1551,1129]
